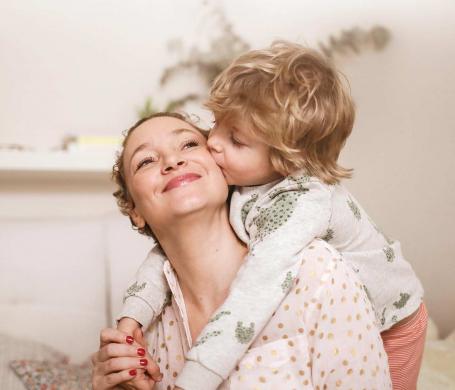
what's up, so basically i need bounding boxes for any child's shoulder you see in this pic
[232,173,335,211]
[268,172,334,201]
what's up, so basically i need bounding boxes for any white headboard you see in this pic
[0,214,152,362]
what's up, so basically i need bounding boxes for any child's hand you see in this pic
[117,317,141,337]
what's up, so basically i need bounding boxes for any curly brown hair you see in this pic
[112,112,208,239]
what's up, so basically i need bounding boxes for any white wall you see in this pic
[1,0,454,335]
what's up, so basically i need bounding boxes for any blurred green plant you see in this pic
[319,26,391,58]
[138,1,250,119]
[138,2,392,119]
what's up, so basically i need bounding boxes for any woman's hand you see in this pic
[91,327,162,390]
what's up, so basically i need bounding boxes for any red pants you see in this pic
[381,303,428,390]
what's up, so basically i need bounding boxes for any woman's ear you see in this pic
[128,204,146,229]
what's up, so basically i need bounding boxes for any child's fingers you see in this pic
[144,358,163,382]
[99,327,142,348]
[100,328,128,346]
[133,327,146,347]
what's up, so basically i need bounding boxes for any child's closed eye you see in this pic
[230,134,245,147]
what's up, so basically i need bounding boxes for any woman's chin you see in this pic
[164,186,209,214]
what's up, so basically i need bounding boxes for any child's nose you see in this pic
[207,133,222,153]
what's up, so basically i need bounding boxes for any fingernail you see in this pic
[139,358,148,366]
[126,336,134,344]
[137,348,145,356]
[129,369,137,376]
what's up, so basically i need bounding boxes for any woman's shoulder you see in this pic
[294,239,368,312]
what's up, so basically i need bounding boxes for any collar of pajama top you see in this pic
[162,260,193,347]
[148,245,392,390]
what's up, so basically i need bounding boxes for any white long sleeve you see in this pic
[117,245,169,330]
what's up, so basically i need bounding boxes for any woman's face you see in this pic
[123,116,228,232]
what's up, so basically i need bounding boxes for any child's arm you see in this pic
[117,316,141,337]
[175,175,332,390]
[117,245,170,331]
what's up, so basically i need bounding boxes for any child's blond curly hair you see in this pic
[205,40,355,184]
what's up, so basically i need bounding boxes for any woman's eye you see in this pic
[136,157,156,171]
[182,140,200,149]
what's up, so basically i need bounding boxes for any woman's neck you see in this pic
[154,205,247,317]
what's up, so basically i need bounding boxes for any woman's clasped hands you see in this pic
[91,327,163,390]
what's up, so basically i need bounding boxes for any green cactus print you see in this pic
[380,308,386,327]
[347,197,361,220]
[251,191,306,242]
[346,198,362,221]
[209,311,231,323]
[281,271,294,293]
[123,281,147,303]
[267,174,310,200]
[383,246,395,262]
[289,173,311,189]
[162,290,173,309]
[393,293,410,309]
[321,228,334,242]
[194,330,222,347]
[241,194,259,225]
[235,321,255,344]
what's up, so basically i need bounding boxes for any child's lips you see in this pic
[163,173,201,192]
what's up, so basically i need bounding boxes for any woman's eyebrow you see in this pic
[171,128,200,136]
[130,143,151,161]
[130,128,201,162]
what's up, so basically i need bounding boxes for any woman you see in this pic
[92,112,392,389]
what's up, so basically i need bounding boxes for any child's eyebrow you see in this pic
[231,126,249,139]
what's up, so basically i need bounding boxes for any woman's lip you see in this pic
[163,173,201,192]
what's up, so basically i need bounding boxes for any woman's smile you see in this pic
[163,173,202,192]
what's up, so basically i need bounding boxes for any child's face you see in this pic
[207,116,283,186]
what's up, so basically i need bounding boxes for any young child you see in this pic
[118,41,427,390]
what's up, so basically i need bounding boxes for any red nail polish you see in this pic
[137,348,145,356]
[126,336,134,344]
[140,358,148,366]
[129,369,137,376]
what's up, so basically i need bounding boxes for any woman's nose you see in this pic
[162,155,187,173]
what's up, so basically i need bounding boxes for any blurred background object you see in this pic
[0,0,454,388]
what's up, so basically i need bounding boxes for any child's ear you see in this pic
[128,204,146,229]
